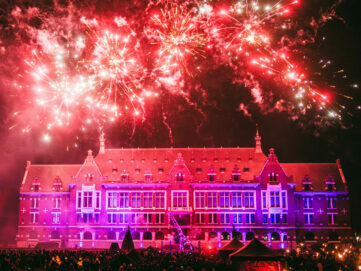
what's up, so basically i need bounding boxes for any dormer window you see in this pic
[232,165,241,181]
[121,174,128,183]
[85,173,94,182]
[208,174,215,182]
[202,158,206,162]
[191,158,195,163]
[176,173,184,182]
[53,176,62,192]
[325,175,336,191]
[158,168,164,174]
[243,168,250,172]
[135,168,141,174]
[145,174,152,183]
[213,158,218,162]
[302,175,312,191]
[269,172,277,182]
[232,174,240,182]
[196,168,202,173]
[220,167,226,173]
[32,178,40,192]
[112,168,118,174]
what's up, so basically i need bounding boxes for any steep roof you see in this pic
[218,238,243,251]
[230,238,283,260]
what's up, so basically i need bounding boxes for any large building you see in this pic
[16,131,353,249]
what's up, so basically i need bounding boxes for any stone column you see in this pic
[242,232,246,242]
[217,232,221,242]
[140,232,144,241]
[205,232,209,241]
[116,232,119,240]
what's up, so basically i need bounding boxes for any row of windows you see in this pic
[304,213,338,225]
[76,191,101,209]
[194,192,256,208]
[107,192,165,209]
[30,198,61,209]
[304,198,336,209]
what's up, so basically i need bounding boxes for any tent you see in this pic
[34,241,59,249]
[218,238,243,259]
[229,238,284,271]
[121,227,135,251]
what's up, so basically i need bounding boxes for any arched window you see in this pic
[305,231,314,241]
[246,232,255,241]
[83,231,92,240]
[263,233,268,241]
[29,230,37,239]
[143,231,152,240]
[132,231,140,240]
[271,232,280,241]
[107,231,116,240]
[119,231,126,240]
[329,231,338,241]
[209,232,217,240]
[233,231,242,240]
[155,231,165,240]
[221,231,230,241]
[51,230,60,239]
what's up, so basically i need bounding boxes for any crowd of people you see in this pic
[0,243,360,271]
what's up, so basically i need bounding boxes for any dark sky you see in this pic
[0,0,360,245]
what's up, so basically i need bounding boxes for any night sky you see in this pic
[0,0,360,245]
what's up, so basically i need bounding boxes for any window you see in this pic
[77,213,82,223]
[209,174,215,181]
[108,213,117,224]
[156,214,164,224]
[327,184,333,191]
[96,192,100,209]
[77,191,82,209]
[246,213,255,224]
[144,213,152,224]
[83,191,93,208]
[143,192,153,208]
[328,213,337,225]
[220,192,229,208]
[119,214,128,224]
[121,174,128,183]
[221,213,229,224]
[209,213,217,224]
[304,184,311,191]
[108,192,118,208]
[270,172,277,182]
[304,198,312,209]
[53,198,60,209]
[282,192,286,208]
[270,191,280,207]
[119,192,129,208]
[270,213,281,224]
[244,192,255,208]
[196,213,205,223]
[262,191,267,209]
[131,192,141,208]
[195,192,205,208]
[328,198,336,209]
[95,213,100,224]
[155,192,165,208]
[282,214,287,223]
[173,192,187,207]
[83,213,93,223]
[145,174,152,182]
[52,213,60,224]
[263,214,268,223]
[30,212,39,224]
[233,213,242,224]
[31,198,39,209]
[304,213,314,225]
[232,192,242,208]
[233,174,240,182]
[176,173,184,182]
[33,184,40,192]
[207,192,217,208]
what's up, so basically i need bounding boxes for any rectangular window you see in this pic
[209,174,215,182]
[95,213,100,224]
[155,192,165,209]
[156,214,164,224]
[119,214,129,224]
[96,192,100,209]
[262,191,267,209]
[246,213,255,224]
[220,192,229,208]
[83,213,93,223]
[232,192,242,208]
[143,192,153,208]
[30,212,39,224]
[108,192,118,208]
[207,192,217,208]
[77,191,82,209]
[119,192,130,208]
[53,198,60,209]
[209,213,217,224]
[305,213,314,225]
[195,192,206,208]
[244,192,255,208]
[263,214,268,223]
[196,213,205,223]
[131,192,141,208]
[144,213,152,224]
[328,213,337,225]
[31,198,39,209]
[221,213,229,224]
[282,192,286,208]
[233,213,242,224]
[282,214,287,224]
[270,192,280,208]
[328,198,335,209]
[304,198,312,209]
[77,213,82,223]
[107,213,117,224]
[52,213,60,224]
[270,213,281,224]
[172,192,187,208]
[83,191,93,208]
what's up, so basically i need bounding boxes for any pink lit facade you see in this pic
[16,131,352,249]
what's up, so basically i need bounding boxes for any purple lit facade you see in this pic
[16,131,352,249]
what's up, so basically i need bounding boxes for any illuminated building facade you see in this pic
[16,131,352,249]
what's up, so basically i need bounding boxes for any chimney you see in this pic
[99,131,105,154]
[255,125,262,154]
